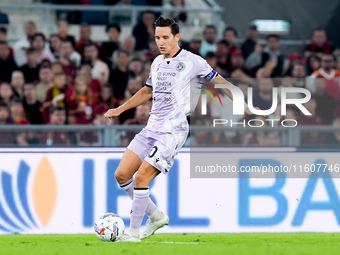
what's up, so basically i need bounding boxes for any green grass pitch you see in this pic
[1,233,340,255]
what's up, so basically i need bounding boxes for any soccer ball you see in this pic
[94,213,125,242]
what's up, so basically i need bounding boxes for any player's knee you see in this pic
[114,169,131,185]
[134,171,148,188]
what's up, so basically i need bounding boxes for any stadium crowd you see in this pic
[0,6,340,147]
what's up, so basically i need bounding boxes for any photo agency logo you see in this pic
[199,78,312,128]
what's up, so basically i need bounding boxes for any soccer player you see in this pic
[104,16,255,242]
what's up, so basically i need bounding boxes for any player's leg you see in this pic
[115,148,160,218]
[129,161,161,238]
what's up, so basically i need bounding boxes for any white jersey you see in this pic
[145,48,217,132]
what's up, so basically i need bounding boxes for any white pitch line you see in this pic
[144,241,199,244]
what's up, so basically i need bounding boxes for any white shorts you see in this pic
[127,127,188,174]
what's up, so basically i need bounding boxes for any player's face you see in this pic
[155,27,180,57]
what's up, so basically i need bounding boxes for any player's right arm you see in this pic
[104,86,153,122]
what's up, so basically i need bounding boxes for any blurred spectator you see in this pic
[313,77,338,123]
[254,116,281,146]
[36,66,54,103]
[9,99,30,124]
[42,72,68,123]
[57,20,76,47]
[109,49,131,100]
[23,83,44,124]
[310,54,340,101]
[282,107,300,126]
[252,78,274,110]
[241,25,258,59]
[10,71,25,99]
[31,33,55,64]
[128,58,144,81]
[165,0,187,23]
[0,102,16,146]
[188,33,202,56]
[13,21,37,66]
[223,26,238,56]
[0,82,16,105]
[40,107,70,146]
[325,117,340,147]
[300,96,328,146]
[140,59,152,85]
[61,39,81,68]
[84,43,109,84]
[100,24,121,68]
[199,25,217,57]
[59,40,78,85]
[0,41,18,82]
[278,76,301,99]
[67,75,95,125]
[49,34,62,58]
[290,62,307,88]
[76,23,100,58]
[121,36,136,56]
[305,29,335,58]
[93,84,119,124]
[122,77,142,103]
[216,39,229,72]
[52,61,63,74]
[121,102,151,146]
[306,55,321,75]
[255,67,271,78]
[246,34,288,77]
[78,60,101,96]
[0,27,6,41]
[133,11,156,51]
[205,52,228,78]
[145,37,159,62]
[20,48,40,83]
[0,27,13,59]
[228,49,252,81]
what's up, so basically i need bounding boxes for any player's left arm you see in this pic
[210,74,254,115]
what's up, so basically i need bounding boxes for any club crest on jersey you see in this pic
[176,62,185,72]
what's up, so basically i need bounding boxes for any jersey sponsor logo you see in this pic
[176,62,186,72]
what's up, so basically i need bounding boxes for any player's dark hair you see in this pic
[154,16,179,36]
[224,26,238,36]
[106,23,121,33]
[267,34,280,41]
[0,27,7,34]
[32,33,46,42]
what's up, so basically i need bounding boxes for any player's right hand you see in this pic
[104,108,122,123]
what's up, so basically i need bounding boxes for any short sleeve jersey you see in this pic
[146,48,217,132]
